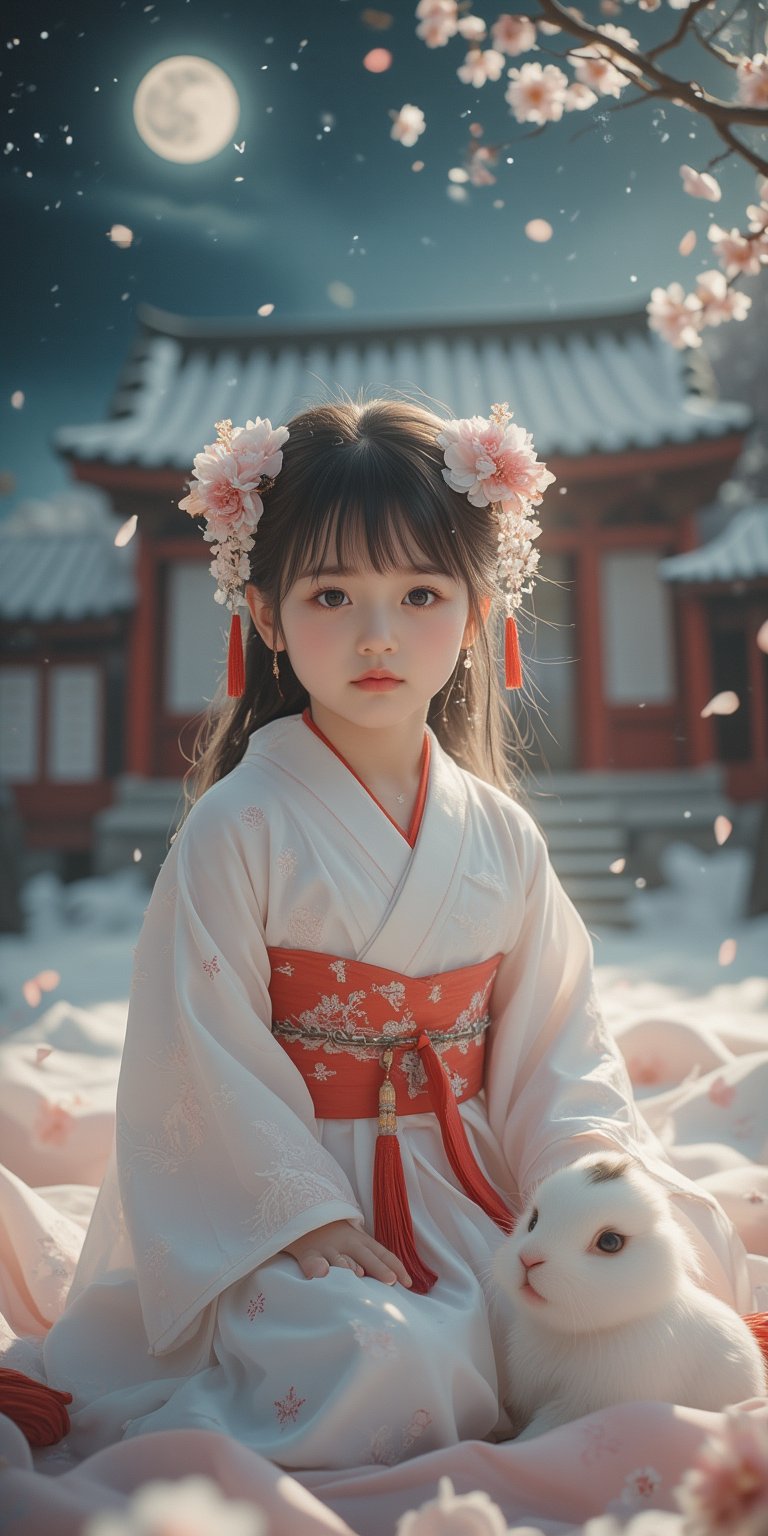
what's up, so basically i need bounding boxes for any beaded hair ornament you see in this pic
[179,404,555,697]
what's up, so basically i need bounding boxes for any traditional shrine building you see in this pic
[0,492,135,867]
[660,503,768,801]
[51,302,752,794]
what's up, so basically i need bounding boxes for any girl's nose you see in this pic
[358,613,398,652]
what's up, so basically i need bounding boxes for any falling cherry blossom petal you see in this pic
[36,971,60,991]
[718,938,737,967]
[525,219,553,243]
[22,980,42,1008]
[700,691,740,718]
[115,515,138,547]
[11,390,24,408]
[363,48,393,72]
[108,224,133,248]
[257,303,275,316]
[679,230,697,256]
[756,619,768,654]
[714,816,733,846]
[610,857,626,873]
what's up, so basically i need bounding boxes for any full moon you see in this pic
[133,56,240,164]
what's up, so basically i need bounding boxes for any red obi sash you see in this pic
[268,946,514,1292]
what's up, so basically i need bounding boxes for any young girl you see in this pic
[16,396,757,1468]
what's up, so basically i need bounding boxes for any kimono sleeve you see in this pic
[115,782,364,1356]
[484,805,644,1199]
[483,806,753,1309]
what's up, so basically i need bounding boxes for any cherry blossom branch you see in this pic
[645,0,720,62]
[533,0,768,128]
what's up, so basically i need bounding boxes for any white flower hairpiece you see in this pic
[436,401,555,689]
[179,415,289,696]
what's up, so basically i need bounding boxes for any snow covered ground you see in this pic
[1,841,765,1041]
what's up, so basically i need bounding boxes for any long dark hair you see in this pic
[180,394,533,820]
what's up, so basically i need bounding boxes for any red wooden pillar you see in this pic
[126,532,158,776]
[674,515,715,766]
[677,591,716,765]
[576,526,607,768]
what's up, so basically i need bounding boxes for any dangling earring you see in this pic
[463,647,473,670]
[272,646,285,701]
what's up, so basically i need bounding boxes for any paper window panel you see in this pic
[0,666,40,781]
[166,561,227,713]
[600,551,675,704]
[48,665,101,782]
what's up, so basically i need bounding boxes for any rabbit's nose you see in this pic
[521,1253,544,1271]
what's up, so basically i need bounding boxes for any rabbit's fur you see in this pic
[492,1152,766,1440]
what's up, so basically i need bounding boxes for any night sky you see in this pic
[1,0,762,514]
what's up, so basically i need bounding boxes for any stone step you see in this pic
[559,873,638,903]
[535,823,626,850]
[551,849,630,877]
[529,766,723,795]
[576,902,636,932]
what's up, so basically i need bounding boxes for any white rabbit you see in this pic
[492,1152,767,1441]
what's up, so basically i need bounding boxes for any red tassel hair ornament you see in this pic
[227,610,246,698]
[504,613,523,690]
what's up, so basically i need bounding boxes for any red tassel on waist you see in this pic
[0,1367,72,1447]
[373,1049,438,1294]
[504,614,523,690]
[417,1034,515,1233]
[227,610,245,697]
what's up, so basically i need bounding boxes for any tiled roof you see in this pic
[0,492,136,622]
[53,304,752,470]
[659,504,768,584]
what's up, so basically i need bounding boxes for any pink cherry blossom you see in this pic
[457,47,506,86]
[737,53,768,108]
[694,270,752,326]
[390,104,427,147]
[179,418,287,543]
[491,14,538,56]
[505,61,569,124]
[437,413,555,515]
[647,283,704,349]
[674,1408,768,1534]
[415,0,458,48]
[707,224,767,278]
[456,14,487,42]
[571,24,641,97]
[680,164,722,202]
[564,80,598,111]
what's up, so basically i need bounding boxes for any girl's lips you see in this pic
[351,678,403,691]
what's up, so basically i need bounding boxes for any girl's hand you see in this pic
[283,1219,413,1287]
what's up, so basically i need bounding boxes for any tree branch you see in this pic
[532,0,768,128]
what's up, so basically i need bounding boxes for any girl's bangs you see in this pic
[282,487,469,592]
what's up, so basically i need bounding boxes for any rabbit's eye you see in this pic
[596,1231,624,1254]
[527,1209,538,1233]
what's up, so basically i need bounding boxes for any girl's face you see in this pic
[248,542,484,731]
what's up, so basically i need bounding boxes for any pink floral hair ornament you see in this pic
[178,416,289,696]
[437,402,556,689]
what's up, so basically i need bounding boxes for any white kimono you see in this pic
[42,714,753,1471]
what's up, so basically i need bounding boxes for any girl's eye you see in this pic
[404,587,438,607]
[595,1231,624,1254]
[314,589,348,609]
[527,1209,538,1233]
